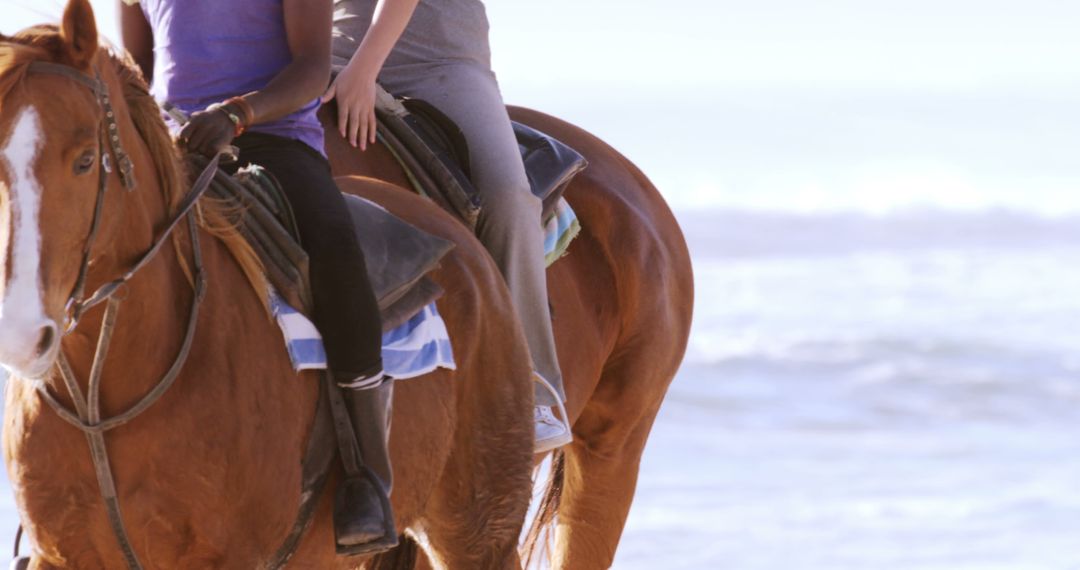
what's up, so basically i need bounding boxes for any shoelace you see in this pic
[535,406,561,425]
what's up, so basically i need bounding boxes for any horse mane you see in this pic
[0,30,49,105]
[0,26,269,312]
[106,47,270,311]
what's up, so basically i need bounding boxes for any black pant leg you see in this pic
[228,133,384,378]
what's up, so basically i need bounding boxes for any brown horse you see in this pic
[0,1,692,568]
[321,80,694,570]
[0,1,539,568]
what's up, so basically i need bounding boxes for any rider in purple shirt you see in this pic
[135,0,325,153]
[121,0,398,554]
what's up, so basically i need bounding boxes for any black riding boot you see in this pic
[333,380,398,554]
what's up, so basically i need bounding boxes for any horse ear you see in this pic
[60,0,98,69]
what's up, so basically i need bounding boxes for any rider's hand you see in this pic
[179,110,236,157]
[321,63,379,151]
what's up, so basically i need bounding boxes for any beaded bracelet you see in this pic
[206,103,244,137]
[224,96,256,129]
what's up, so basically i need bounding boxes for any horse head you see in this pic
[0,0,127,379]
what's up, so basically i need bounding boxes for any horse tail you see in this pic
[369,535,420,570]
[521,449,566,568]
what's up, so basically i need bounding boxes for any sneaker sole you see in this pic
[533,430,573,454]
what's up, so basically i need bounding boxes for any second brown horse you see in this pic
[321,99,695,568]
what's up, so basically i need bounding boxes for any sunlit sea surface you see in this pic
[615,209,1080,570]
[4,208,1080,569]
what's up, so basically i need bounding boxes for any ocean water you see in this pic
[614,209,1080,570]
[4,206,1080,569]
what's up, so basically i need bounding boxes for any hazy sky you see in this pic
[5,1,1080,90]
[3,1,1080,213]
[489,1,1080,92]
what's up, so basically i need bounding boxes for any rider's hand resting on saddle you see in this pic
[321,0,420,150]
[321,57,378,150]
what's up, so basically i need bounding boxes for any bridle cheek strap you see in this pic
[20,60,223,570]
[25,62,138,331]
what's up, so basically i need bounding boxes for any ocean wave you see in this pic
[674,334,1080,432]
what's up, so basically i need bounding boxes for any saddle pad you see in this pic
[270,291,456,380]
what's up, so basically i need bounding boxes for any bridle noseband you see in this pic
[16,60,224,570]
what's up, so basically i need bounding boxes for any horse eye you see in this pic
[73,150,97,176]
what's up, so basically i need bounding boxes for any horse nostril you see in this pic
[35,323,57,358]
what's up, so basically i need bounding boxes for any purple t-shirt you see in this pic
[139,0,325,155]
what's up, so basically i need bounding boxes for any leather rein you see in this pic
[18,61,222,570]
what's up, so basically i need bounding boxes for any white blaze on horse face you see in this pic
[0,105,53,377]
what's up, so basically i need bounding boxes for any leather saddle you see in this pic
[372,86,588,229]
[193,156,454,333]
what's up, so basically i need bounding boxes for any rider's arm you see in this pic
[241,0,333,125]
[118,1,154,81]
[177,0,333,156]
[322,0,421,150]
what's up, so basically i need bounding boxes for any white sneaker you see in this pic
[534,405,572,453]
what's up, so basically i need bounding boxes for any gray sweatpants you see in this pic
[332,0,565,406]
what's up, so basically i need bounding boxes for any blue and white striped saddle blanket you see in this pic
[272,198,579,377]
[271,295,456,379]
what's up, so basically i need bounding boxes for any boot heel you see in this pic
[333,466,398,553]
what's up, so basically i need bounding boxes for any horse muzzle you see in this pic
[0,314,59,379]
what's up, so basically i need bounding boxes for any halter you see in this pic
[16,61,223,570]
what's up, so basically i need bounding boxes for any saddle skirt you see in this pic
[373,86,585,264]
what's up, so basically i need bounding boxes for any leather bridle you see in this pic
[16,60,223,570]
